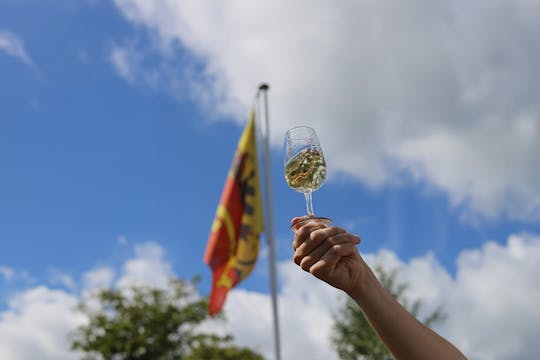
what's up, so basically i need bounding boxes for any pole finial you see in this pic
[258,83,269,91]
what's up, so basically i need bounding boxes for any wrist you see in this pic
[346,263,380,306]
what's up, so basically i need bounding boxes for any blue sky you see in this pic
[1,1,540,359]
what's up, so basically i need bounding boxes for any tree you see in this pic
[70,278,264,360]
[331,265,446,360]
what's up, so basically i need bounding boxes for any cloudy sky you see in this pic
[1,1,540,359]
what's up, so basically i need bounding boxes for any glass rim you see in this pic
[285,125,316,133]
[285,126,318,140]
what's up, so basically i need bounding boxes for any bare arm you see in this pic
[292,218,467,360]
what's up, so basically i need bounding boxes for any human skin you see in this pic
[291,217,467,360]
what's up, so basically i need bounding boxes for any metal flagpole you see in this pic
[257,83,281,360]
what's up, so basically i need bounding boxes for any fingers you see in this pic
[297,232,358,271]
[292,221,328,250]
[310,243,359,278]
[294,226,349,264]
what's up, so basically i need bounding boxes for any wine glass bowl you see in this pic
[284,126,331,229]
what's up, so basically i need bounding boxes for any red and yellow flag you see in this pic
[204,112,263,316]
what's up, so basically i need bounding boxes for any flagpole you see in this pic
[257,83,282,360]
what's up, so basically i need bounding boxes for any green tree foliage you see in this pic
[331,265,446,360]
[70,278,264,360]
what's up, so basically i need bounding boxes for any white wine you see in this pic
[285,147,326,193]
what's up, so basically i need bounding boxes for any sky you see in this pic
[1,1,540,359]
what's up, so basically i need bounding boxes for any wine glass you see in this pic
[284,126,331,230]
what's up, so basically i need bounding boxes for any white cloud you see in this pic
[116,234,127,245]
[48,270,77,291]
[0,30,36,69]
[110,44,138,83]
[0,242,174,360]
[83,267,115,291]
[112,0,540,221]
[2,237,540,359]
[0,266,36,285]
[0,287,85,360]
[0,266,15,282]
[116,241,174,289]
[442,234,540,358]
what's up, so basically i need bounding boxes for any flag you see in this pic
[204,111,264,316]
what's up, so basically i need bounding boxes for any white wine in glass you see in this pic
[284,126,331,229]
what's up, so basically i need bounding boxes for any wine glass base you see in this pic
[290,216,332,231]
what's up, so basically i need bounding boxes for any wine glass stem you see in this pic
[304,191,315,217]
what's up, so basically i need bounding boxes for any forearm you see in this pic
[348,266,467,360]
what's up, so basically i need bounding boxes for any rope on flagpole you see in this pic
[257,83,282,360]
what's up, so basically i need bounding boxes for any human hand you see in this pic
[291,217,365,294]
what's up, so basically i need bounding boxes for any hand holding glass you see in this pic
[284,126,331,229]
